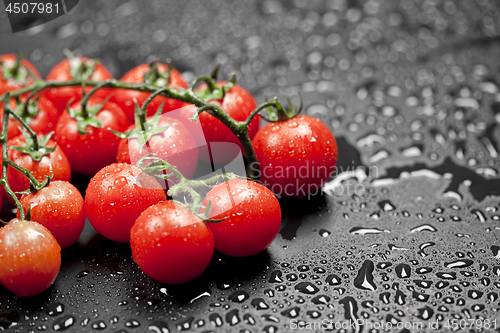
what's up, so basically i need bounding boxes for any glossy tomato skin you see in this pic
[0,54,41,95]
[131,201,214,284]
[85,163,166,243]
[111,63,188,123]
[17,181,85,248]
[180,83,260,164]
[1,95,60,139]
[252,115,338,198]
[203,179,281,257]
[45,57,113,113]
[0,219,61,297]
[6,136,71,200]
[54,98,130,175]
[116,115,199,180]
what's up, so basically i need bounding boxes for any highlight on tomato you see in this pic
[0,219,61,297]
[252,114,338,198]
[130,200,214,284]
[203,178,281,257]
[54,97,130,175]
[17,181,85,248]
[85,163,167,243]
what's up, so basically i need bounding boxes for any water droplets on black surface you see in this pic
[251,298,269,310]
[176,317,194,331]
[444,259,474,268]
[268,270,283,283]
[349,227,390,235]
[46,303,64,316]
[436,272,457,280]
[319,229,331,237]
[0,311,19,330]
[326,274,342,285]
[294,282,320,294]
[53,315,75,331]
[226,309,240,326]
[395,263,411,278]
[228,290,250,303]
[311,295,330,305]
[354,260,377,291]
[281,306,300,318]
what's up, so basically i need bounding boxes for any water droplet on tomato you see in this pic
[114,177,128,187]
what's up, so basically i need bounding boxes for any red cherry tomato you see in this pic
[0,219,61,297]
[202,178,281,257]
[181,83,259,164]
[44,57,113,113]
[252,115,338,198]
[54,98,130,175]
[16,181,85,248]
[111,63,188,123]
[85,163,167,243]
[1,95,60,139]
[0,54,41,95]
[5,135,71,200]
[116,115,199,180]
[131,201,214,284]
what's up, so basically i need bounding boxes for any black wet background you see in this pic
[1,0,500,332]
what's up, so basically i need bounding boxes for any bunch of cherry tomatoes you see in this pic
[0,53,338,297]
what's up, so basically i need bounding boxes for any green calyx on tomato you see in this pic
[0,54,29,84]
[64,49,99,81]
[143,60,173,87]
[9,127,56,162]
[262,92,303,122]
[111,101,176,153]
[192,65,236,102]
[66,95,110,135]
[136,153,241,221]
[13,95,39,122]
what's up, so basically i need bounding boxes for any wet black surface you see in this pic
[1,0,500,332]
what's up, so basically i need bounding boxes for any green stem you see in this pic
[8,108,40,150]
[0,93,26,220]
[0,76,297,182]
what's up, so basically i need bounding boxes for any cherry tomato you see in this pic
[181,83,260,164]
[111,63,188,123]
[16,181,85,248]
[44,57,113,113]
[252,115,338,198]
[54,98,130,175]
[116,115,199,180]
[0,219,61,297]
[85,163,166,243]
[0,54,41,95]
[6,135,71,200]
[1,94,60,139]
[131,201,214,284]
[202,178,281,257]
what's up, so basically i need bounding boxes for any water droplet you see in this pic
[395,263,411,278]
[294,282,319,294]
[46,303,64,316]
[228,290,249,303]
[53,315,75,331]
[349,227,391,235]
[353,260,377,291]
[444,259,473,269]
